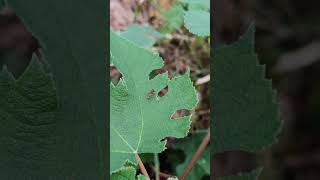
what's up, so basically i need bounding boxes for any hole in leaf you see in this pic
[170,109,191,119]
[149,68,165,80]
[158,86,168,97]
[110,65,122,84]
[147,89,155,98]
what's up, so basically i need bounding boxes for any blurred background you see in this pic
[213,0,320,179]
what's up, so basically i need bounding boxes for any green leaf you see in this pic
[184,11,210,37]
[7,0,108,179]
[111,166,136,180]
[174,132,210,180]
[120,24,163,49]
[110,31,198,173]
[218,168,262,180]
[137,175,148,180]
[0,57,59,179]
[161,4,184,33]
[212,25,280,154]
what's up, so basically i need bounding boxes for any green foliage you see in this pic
[7,0,108,179]
[160,0,210,36]
[110,31,198,175]
[110,166,136,180]
[161,4,185,33]
[109,164,152,180]
[120,24,163,48]
[183,0,210,36]
[181,0,210,11]
[0,58,58,179]
[212,25,281,179]
[174,131,210,180]
[184,11,210,37]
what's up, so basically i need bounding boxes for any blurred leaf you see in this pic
[184,11,210,37]
[212,25,280,153]
[0,57,59,179]
[181,0,210,11]
[212,25,281,178]
[161,4,184,33]
[120,24,163,48]
[5,0,108,179]
[139,153,154,163]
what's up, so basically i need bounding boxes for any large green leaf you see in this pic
[6,0,108,179]
[212,25,280,153]
[0,58,59,179]
[110,31,198,173]
[212,25,280,179]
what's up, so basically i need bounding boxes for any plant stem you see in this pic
[180,130,210,180]
[135,153,151,180]
[154,153,160,180]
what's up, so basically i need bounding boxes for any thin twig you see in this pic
[135,153,150,180]
[196,74,210,85]
[179,130,210,180]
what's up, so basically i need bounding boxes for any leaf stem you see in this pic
[154,153,160,180]
[179,130,210,180]
[135,153,151,180]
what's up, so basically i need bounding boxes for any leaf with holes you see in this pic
[110,31,198,174]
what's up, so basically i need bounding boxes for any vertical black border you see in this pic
[211,0,220,179]
[106,0,110,178]
[212,0,223,49]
